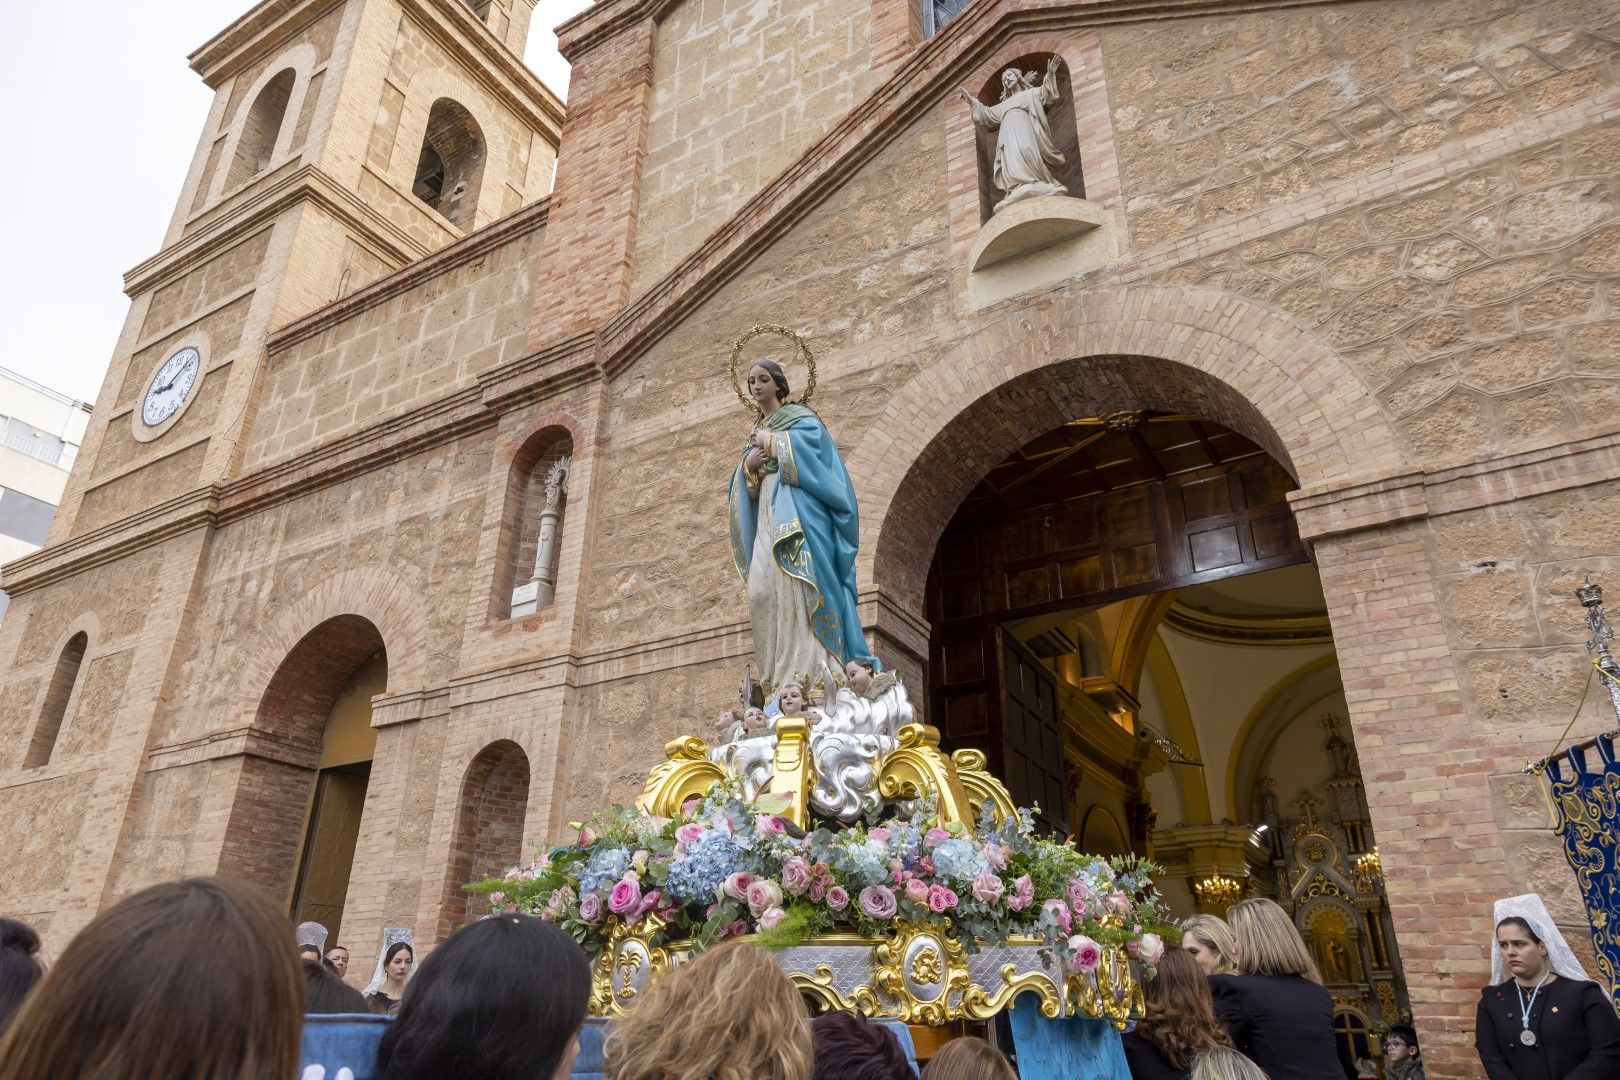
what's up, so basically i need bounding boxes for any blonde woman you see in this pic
[604,939,813,1080]
[921,1035,1017,1079]
[1181,914,1239,977]
[1210,898,1343,1080]
[1189,1046,1269,1080]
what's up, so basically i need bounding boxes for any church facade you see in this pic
[3,0,1618,1072]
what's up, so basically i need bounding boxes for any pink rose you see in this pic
[757,906,789,931]
[577,826,596,847]
[927,885,957,913]
[756,815,787,837]
[918,856,935,876]
[720,872,754,901]
[782,856,811,896]
[608,877,642,916]
[718,919,749,939]
[1009,875,1034,912]
[1069,934,1103,973]
[859,885,898,920]
[808,880,826,902]
[923,827,951,850]
[745,879,784,916]
[578,892,603,923]
[971,871,1004,905]
[904,879,929,905]
[1107,890,1131,916]
[636,888,662,919]
[826,886,850,911]
[680,797,701,819]
[675,823,704,846]
[488,891,505,906]
[868,826,891,842]
[982,843,1010,871]
[1042,898,1072,935]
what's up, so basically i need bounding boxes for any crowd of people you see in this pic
[0,881,1616,1079]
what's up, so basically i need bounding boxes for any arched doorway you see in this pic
[914,407,1413,1051]
[223,614,385,946]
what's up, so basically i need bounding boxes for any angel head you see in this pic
[844,657,876,696]
[775,682,806,717]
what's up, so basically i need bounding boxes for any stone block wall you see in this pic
[629,0,886,291]
[242,210,545,469]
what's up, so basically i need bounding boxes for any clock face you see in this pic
[141,347,201,427]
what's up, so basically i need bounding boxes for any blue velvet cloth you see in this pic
[1007,1007,1130,1080]
[1545,731,1620,1010]
[299,1014,390,1080]
[728,404,872,670]
[569,1017,919,1078]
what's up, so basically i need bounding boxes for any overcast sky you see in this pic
[0,0,591,406]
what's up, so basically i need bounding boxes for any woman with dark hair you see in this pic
[303,957,370,1015]
[1209,897,1344,1080]
[376,914,590,1080]
[1475,894,1620,1079]
[1123,947,1233,1079]
[367,940,414,1015]
[0,877,303,1080]
[810,1011,915,1080]
[0,917,44,1037]
[1383,1023,1424,1080]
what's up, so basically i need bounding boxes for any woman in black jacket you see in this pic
[1208,898,1345,1080]
[1475,901,1620,1080]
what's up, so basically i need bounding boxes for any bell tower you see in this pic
[46,0,562,543]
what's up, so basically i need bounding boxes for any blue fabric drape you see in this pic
[727,405,872,668]
[1545,733,1620,1011]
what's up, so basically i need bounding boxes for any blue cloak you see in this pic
[728,404,873,669]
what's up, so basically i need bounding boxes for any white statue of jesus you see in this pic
[961,56,1069,213]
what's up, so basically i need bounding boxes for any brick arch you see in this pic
[237,567,429,721]
[439,739,531,936]
[855,286,1408,610]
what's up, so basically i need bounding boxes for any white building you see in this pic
[0,368,92,619]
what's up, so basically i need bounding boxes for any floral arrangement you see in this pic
[474,782,1173,975]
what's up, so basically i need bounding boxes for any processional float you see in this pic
[478,329,1172,1058]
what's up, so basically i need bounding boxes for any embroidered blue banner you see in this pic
[1545,732,1620,1011]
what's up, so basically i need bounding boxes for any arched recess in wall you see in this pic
[440,740,531,936]
[1079,805,1129,858]
[1227,655,1343,823]
[229,68,296,187]
[413,99,486,230]
[495,427,573,619]
[971,51,1084,222]
[24,631,88,768]
[222,614,386,921]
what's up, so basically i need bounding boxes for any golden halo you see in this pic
[730,325,816,415]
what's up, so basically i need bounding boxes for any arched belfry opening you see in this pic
[224,614,385,946]
[412,99,485,230]
[892,360,1413,1062]
[229,68,295,187]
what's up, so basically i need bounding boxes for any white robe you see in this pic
[968,73,1066,208]
[746,471,840,695]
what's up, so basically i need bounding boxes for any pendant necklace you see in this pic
[1516,972,1550,1046]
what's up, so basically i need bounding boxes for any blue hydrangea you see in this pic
[932,838,987,883]
[834,839,891,889]
[665,830,743,903]
[578,846,631,895]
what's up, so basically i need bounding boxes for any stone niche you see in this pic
[963,51,1117,309]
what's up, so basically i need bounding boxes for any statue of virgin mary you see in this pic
[727,358,873,698]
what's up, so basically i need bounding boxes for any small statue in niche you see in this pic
[960,56,1070,213]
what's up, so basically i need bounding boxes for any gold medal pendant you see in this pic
[1520,1029,1538,1046]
